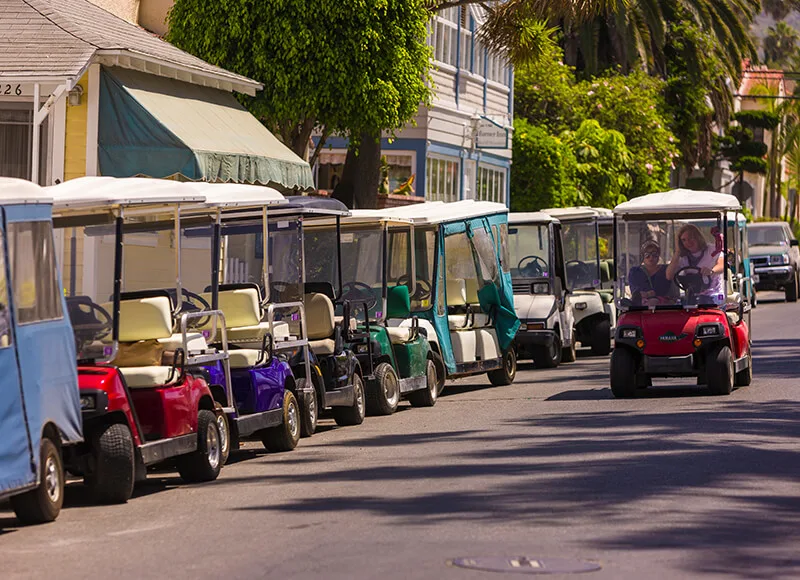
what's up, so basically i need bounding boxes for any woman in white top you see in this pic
[666,223,725,303]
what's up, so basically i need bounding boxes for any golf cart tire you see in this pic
[85,422,135,504]
[214,403,231,465]
[178,410,222,482]
[11,437,64,524]
[333,373,366,426]
[430,350,446,395]
[590,318,612,356]
[734,349,753,387]
[707,344,734,396]
[262,391,301,452]
[367,363,400,416]
[298,378,318,438]
[786,273,798,302]
[488,348,517,386]
[561,336,577,363]
[610,348,638,399]
[533,336,561,369]
[408,358,439,407]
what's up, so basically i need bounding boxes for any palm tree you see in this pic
[762,0,800,21]
[764,21,800,69]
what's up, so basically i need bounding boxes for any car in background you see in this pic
[748,222,800,302]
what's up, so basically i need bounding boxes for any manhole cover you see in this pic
[451,556,601,575]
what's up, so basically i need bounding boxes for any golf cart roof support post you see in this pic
[211,210,221,312]
[112,213,123,349]
[382,225,388,322]
[549,222,556,294]
[296,214,313,400]
[262,206,269,303]
[595,219,601,286]
[173,206,183,317]
[410,224,417,294]
[612,216,618,282]
[721,213,728,286]
[336,216,343,301]
[69,227,78,296]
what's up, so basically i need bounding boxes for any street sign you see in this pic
[475,116,509,149]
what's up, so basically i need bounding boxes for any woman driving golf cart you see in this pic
[665,223,725,304]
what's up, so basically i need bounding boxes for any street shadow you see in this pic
[227,400,800,578]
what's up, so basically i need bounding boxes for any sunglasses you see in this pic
[643,251,660,258]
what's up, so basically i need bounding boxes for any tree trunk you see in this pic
[332,131,382,209]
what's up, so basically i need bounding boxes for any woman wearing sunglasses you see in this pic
[629,239,677,305]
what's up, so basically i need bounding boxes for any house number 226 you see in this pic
[2,84,23,96]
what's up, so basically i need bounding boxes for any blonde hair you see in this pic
[677,224,707,256]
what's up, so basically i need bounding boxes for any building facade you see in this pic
[316,6,514,206]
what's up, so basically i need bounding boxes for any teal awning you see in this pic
[98,67,314,192]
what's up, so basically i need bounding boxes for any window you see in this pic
[0,228,12,347]
[316,150,346,193]
[382,153,415,194]
[429,8,459,66]
[426,156,460,202]
[471,226,499,285]
[498,224,510,273]
[477,166,507,204]
[0,104,48,183]
[486,52,507,84]
[8,221,63,324]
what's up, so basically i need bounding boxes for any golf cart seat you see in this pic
[446,278,469,330]
[385,285,416,345]
[113,295,183,389]
[464,279,491,328]
[228,348,268,368]
[305,292,336,356]
[158,332,208,354]
[202,286,291,343]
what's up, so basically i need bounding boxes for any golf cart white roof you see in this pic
[0,177,52,205]
[614,189,741,216]
[184,181,286,208]
[509,212,559,225]
[381,200,508,225]
[343,209,414,226]
[542,206,602,221]
[45,177,205,211]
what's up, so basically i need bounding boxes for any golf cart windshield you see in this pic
[616,216,729,310]
[339,225,383,319]
[562,220,601,290]
[387,225,435,312]
[268,219,303,303]
[507,224,550,279]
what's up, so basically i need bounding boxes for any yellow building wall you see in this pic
[64,73,88,182]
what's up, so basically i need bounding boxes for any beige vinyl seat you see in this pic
[464,279,491,328]
[305,292,336,356]
[446,278,470,330]
[112,296,182,389]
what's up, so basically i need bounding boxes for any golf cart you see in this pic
[174,182,309,460]
[0,178,82,524]
[307,209,442,415]
[542,207,616,355]
[50,177,224,503]
[378,201,520,387]
[611,189,753,397]
[508,212,575,367]
[254,196,366,433]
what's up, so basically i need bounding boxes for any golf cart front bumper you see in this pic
[753,265,793,290]
[515,324,557,355]
[642,354,695,377]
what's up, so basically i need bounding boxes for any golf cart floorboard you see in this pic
[140,433,196,466]
[235,408,283,438]
[450,358,503,378]
[398,376,426,394]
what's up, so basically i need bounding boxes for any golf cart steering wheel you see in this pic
[341,281,378,310]
[177,289,212,330]
[673,266,710,295]
[396,274,432,302]
[517,255,548,277]
[66,298,113,350]
[566,260,593,286]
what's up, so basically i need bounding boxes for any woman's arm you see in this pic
[701,252,725,276]
[665,251,681,280]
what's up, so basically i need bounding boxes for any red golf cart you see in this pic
[610,189,753,397]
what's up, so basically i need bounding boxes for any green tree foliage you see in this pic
[167,0,431,204]
[764,21,800,68]
[561,120,632,208]
[762,0,800,20]
[510,118,580,211]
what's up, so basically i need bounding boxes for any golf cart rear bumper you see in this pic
[643,354,695,377]
[753,265,793,289]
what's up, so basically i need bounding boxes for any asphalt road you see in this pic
[3,292,799,579]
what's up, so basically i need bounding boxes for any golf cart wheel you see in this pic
[707,344,734,396]
[85,422,135,504]
[786,273,798,302]
[408,358,439,407]
[488,348,517,386]
[366,363,400,416]
[561,335,577,363]
[262,390,301,452]
[177,409,222,482]
[333,373,366,426]
[590,318,612,356]
[298,378,318,438]
[533,335,561,369]
[430,350,446,395]
[11,437,64,524]
[609,348,638,398]
[734,349,753,387]
[214,403,231,465]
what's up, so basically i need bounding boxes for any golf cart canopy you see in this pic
[542,207,600,222]
[381,200,508,225]
[185,182,286,208]
[509,212,559,225]
[343,209,414,227]
[0,177,53,205]
[272,196,350,218]
[614,189,741,218]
